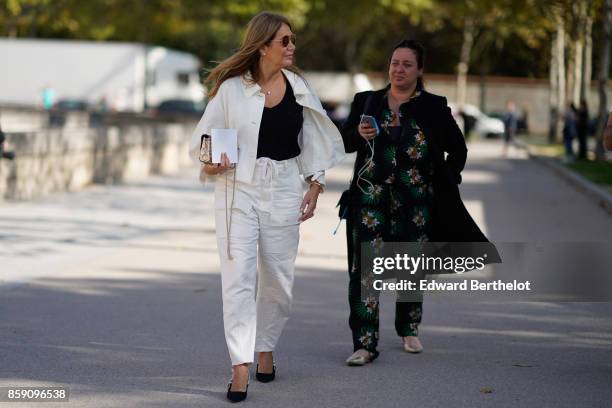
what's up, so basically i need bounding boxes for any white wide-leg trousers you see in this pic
[214,157,303,365]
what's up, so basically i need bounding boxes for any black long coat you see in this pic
[341,87,499,259]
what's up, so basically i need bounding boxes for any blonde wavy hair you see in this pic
[206,12,302,98]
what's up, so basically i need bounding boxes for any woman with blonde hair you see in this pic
[190,11,344,402]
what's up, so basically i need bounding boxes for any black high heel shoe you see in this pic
[227,373,250,403]
[255,363,276,383]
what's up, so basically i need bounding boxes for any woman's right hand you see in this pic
[358,123,377,141]
[203,152,232,175]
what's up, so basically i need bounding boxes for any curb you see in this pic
[514,139,612,216]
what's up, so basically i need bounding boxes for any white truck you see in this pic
[0,38,205,111]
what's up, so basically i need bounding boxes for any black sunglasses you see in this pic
[271,34,296,47]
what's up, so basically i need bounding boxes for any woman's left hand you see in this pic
[299,184,321,222]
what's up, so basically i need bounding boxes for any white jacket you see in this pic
[189,69,345,184]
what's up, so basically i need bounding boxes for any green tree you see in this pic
[297,0,433,73]
[595,0,611,160]
[428,0,550,108]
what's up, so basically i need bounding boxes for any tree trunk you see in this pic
[138,0,150,110]
[456,16,475,109]
[549,32,559,144]
[581,2,594,103]
[27,6,41,38]
[6,6,21,38]
[573,37,584,106]
[344,37,359,74]
[573,0,589,105]
[479,64,487,113]
[344,36,360,101]
[555,11,566,143]
[6,22,18,38]
[595,0,612,161]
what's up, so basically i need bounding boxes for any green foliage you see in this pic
[0,0,604,77]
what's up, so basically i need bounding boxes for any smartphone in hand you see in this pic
[360,114,380,135]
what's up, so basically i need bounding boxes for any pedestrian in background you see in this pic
[459,109,476,141]
[41,85,55,110]
[604,106,612,151]
[562,103,578,162]
[577,99,589,160]
[502,100,518,156]
[190,11,344,402]
[0,122,14,160]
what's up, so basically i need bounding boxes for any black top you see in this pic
[256,75,303,160]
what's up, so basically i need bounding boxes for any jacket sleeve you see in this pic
[340,92,368,153]
[439,97,467,184]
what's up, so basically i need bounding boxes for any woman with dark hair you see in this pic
[190,12,345,401]
[341,40,497,365]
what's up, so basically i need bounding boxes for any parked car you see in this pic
[448,103,505,138]
[55,99,89,111]
[152,99,206,118]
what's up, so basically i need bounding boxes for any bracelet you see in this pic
[309,180,324,193]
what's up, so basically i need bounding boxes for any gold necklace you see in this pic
[259,75,280,96]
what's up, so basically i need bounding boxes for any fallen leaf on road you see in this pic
[480,387,494,394]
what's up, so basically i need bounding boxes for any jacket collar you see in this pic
[240,68,310,97]
[367,84,424,116]
[282,69,310,96]
[240,72,261,97]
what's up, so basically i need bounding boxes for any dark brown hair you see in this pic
[392,39,425,90]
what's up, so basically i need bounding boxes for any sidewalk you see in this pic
[514,136,612,214]
[1,141,611,407]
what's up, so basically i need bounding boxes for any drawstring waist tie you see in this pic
[224,157,295,260]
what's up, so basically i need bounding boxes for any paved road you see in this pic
[1,141,611,407]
